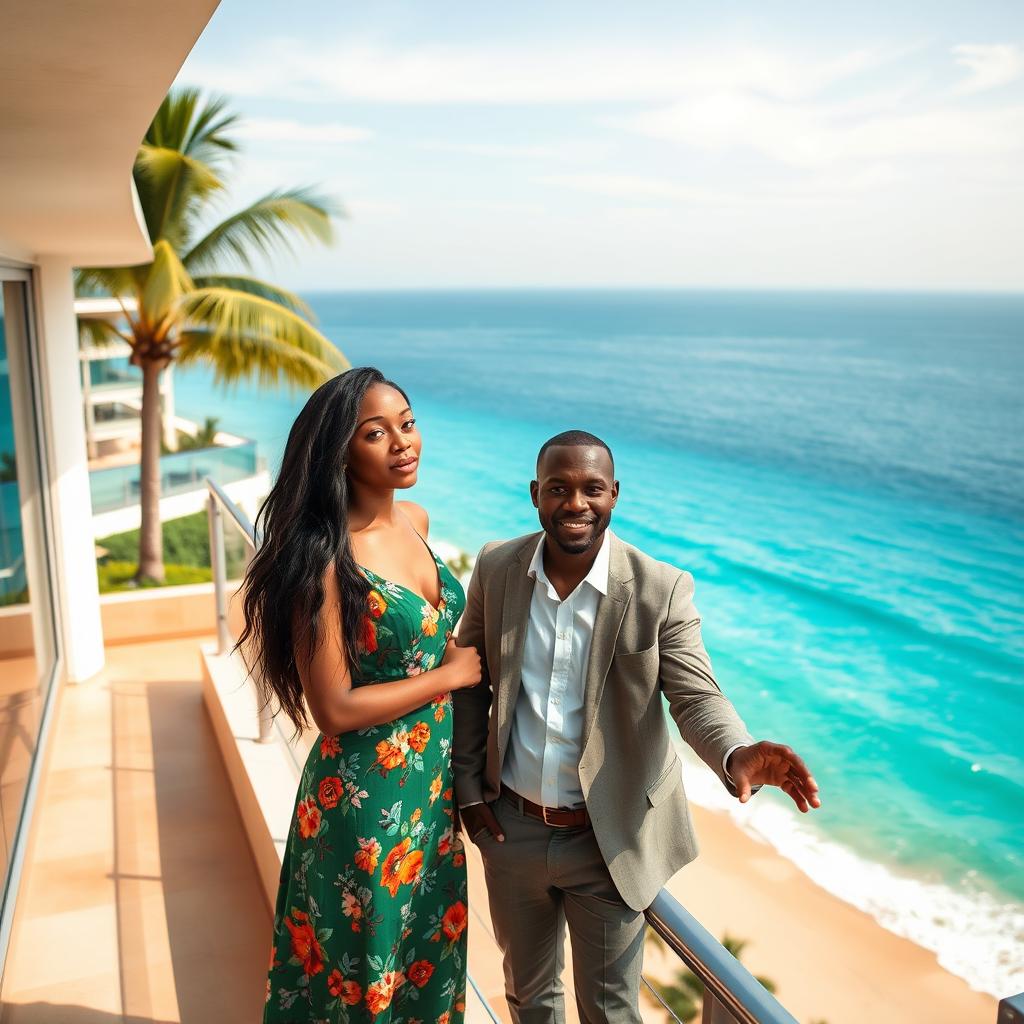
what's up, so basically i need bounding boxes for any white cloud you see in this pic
[537,173,745,206]
[421,140,609,162]
[951,43,1024,96]
[183,39,898,106]
[626,94,1024,168]
[344,197,403,221]
[234,118,372,143]
[537,165,910,207]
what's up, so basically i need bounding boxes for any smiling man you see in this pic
[453,429,819,1024]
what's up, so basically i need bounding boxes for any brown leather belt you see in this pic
[501,784,590,828]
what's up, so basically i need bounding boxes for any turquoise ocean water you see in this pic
[173,290,1023,995]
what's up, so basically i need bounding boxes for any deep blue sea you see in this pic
[174,289,1024,994]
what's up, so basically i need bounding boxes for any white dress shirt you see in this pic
[500,531,611,808]
[466,531,747,810]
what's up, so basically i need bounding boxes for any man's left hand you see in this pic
[727,741,821,812]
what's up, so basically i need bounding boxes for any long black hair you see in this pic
[236,366,411,732]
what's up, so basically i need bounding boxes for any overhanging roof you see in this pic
[0,1,220,267]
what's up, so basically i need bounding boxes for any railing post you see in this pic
[207,492,230,655]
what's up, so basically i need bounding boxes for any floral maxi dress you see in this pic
[264,547,468,1024]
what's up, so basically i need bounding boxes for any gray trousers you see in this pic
[475,790,646,1024]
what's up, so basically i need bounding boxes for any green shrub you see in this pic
[97,510,212,568]
[97,561,212,593]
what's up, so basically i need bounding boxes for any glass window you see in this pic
[0,278,59,896]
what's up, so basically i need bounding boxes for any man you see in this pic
[453,430,819,1024]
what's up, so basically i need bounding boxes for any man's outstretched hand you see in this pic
[728,741,821,812]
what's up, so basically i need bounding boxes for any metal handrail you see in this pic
[206,478,271,741]
[645,889,799,1023]
[206,475,258,545]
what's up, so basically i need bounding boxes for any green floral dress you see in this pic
[264,546,468,1024]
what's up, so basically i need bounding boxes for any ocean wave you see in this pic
[678,747,1024,998]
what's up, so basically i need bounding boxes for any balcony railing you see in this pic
[88,356,139,388]
[91,440,259,514]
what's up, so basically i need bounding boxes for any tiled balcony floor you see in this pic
[0,635,269,1024]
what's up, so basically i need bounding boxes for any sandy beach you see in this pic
[646,803,1000,1024]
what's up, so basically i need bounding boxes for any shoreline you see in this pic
[652,800,1000,1024]
[676,744,1022,1002]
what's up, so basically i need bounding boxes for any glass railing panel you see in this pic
[222,513,252,582]
[91,403,140,426]
[88,355,138,388]
[89,441,259,513]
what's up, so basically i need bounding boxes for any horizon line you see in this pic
[292,283,1024,297]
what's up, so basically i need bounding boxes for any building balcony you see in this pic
[88,439,270,540]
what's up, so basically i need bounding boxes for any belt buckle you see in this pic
[542,805,566,828]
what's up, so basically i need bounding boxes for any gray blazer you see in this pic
[452,530,755,911]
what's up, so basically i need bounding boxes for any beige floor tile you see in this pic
[1,634,270,1024]
[5,902,121,990]
[13,852,113,917]
[0,972,124,1022]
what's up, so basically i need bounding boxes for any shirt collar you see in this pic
[528,529,612,599]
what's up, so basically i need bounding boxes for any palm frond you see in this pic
[74,266,138,300]
[146,87,239,170]
[142,240,194,331]
[182,188,341,274]
[677,970,704,1000]
[189,274,316,319]
[78,317,133,348]
[175,327,344,391]
[134,144,225,246]
[177,287,347,372]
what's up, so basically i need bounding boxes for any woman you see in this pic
[239,367,482,1023]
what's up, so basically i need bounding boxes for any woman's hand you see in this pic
[441,639,482,690]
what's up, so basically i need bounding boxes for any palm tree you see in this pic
[77,87,348,583]
[170,415,221,452]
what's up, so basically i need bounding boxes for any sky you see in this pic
[174,1,1024,291]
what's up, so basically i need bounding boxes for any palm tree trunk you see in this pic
[135,359,165,583]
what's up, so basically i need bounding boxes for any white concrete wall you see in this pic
[34,256,105,682]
